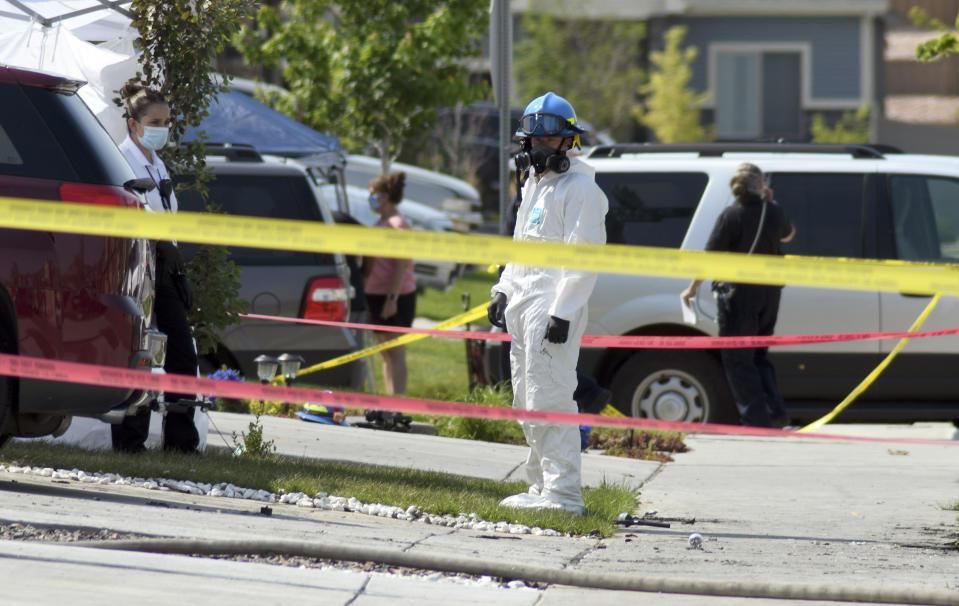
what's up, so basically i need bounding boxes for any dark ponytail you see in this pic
[120,81,167,123]
[369,171,407,204]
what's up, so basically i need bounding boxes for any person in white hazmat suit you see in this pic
[488,92,608,513]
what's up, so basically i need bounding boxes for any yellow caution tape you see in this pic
[292,303,490,377]
[2,197,959,295]
[600,404,625,417]
[797,293,942,433]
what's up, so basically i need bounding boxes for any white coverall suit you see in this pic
[493,157,608,512]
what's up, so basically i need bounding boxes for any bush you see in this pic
[429,384,525,444]
[230,412,276,458]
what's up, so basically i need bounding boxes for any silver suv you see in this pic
[489,143,959,425]
[175,147,364,389]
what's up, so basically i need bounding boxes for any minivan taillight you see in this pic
[302,277,349,322]
[60,183,142,208]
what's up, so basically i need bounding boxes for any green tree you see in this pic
[909,7,959,125]
[635,25,711,143]
[809,106,871,144]
[235,0,488,174]
[514,7,645,141]
[911,6,958,61]
[128,0,251,355]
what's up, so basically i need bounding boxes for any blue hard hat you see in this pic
[517,92,585,138]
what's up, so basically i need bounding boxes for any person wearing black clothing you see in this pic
[113,82,199,453]
[681,163,795,428]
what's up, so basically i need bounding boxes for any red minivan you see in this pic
[0,65,163,447]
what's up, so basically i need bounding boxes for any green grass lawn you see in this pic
[361,266,496,400]
[0,441,634,536]
[415,266,499,321]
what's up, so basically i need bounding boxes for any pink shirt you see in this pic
[364,214,417,295]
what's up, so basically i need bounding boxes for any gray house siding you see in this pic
[680,17,862,100]
[642,16,874,140]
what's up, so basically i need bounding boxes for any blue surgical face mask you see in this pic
[139,125,169,151]
[368,192,381,213]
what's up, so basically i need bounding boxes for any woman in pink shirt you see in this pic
[363,171,418,395]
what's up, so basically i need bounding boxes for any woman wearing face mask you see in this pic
[118,82,176,212]
[113,81,200,454]
[362,171,417,397]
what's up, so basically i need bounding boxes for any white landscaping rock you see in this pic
[0,456,573,540]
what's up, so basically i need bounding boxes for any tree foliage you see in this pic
[635,25,711,143]
[129,0,252,178]
[910,6,959,61]
[514,7,645,141]
[235,0,489,174]
[128,0,252,354]
[809,106,871,144]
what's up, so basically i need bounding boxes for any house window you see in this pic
[715,50,801,140]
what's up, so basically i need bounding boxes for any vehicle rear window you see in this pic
[595,172,706,247]
[0,81,77,181]
[769,173,864,258]
[176,173,335,266]
[0,82,136,185]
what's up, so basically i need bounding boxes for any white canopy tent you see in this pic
[0,1,133,42]
[0,1,139,142]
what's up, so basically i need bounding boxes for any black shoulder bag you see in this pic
[711,201,767,300]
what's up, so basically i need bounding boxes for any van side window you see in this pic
[594,172,707,247]
[768,173,864,258]
[176,174,334,266]
[889,175,959,262]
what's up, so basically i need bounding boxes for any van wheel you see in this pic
[609,351,736,424]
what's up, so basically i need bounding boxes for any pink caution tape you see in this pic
[1,352,956,446]
[240,313,959,349]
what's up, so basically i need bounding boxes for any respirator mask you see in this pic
[514,138,570,175]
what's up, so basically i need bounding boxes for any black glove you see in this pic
[545,315,570,344]
[488,292,507,328]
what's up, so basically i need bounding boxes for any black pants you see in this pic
[717,284,787,427]
[112,284,199,453]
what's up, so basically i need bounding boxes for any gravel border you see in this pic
[0,462,564,537]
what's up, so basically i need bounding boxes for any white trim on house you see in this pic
[704,42,810,110]
[860,14,875,108]
[673,0,887,17]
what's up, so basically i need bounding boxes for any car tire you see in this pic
[609,350,736,424]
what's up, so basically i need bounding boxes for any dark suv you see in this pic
[175,147,364,388]
[0,65,161,446]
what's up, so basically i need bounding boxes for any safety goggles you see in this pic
[518,112,575,136]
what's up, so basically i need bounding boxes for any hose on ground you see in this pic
[73,537,959,606]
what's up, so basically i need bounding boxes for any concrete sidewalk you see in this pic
[4,413,955,605]
[203,412,959,603]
